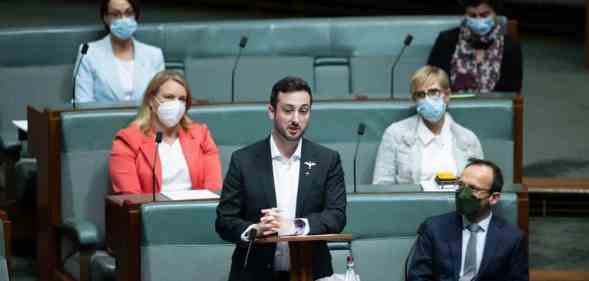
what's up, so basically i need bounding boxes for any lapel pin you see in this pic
[304,161,316,170]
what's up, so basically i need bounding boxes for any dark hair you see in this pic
[270,76,313,109]
[460,0,495,9]
[465,158,503,193]
[100,0,141,32]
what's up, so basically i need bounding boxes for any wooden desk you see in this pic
[258,234,352,281]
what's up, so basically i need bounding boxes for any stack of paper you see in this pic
[161,189,220,201]
[420,181,457,192]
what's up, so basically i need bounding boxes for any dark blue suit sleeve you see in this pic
[215,152,255,243]
[506,232,528,281]
[408,220,435,281]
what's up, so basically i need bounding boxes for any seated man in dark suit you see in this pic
[216,76,347,281]
[408,158,528,281]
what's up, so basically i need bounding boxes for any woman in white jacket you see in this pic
[372,65,483,185]
[74,0,164,103]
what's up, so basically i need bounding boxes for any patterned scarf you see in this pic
[450,19,504,93]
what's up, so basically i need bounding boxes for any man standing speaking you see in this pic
[216,76,347,281]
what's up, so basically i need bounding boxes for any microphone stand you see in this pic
[231,36,248,103]
[353,123,366,193]
[72,43,89,109]
[390,34,413,99]
[152,132,163,202]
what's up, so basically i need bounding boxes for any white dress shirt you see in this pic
[418,115,458,183]
[270,135,302,271]
[115,58,135,101]
[460,212,492,277]
[239,135,309,272]
[158,138,192,191]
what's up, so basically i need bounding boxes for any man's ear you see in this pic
[267,104,275,120]
[489,192,501,205]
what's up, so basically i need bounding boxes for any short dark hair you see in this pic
[270,76,313,109]
[460,0,495,9]
[100,0,141,32]
[465,158,504,193]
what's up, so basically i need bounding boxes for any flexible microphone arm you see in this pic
[353,123,366,193]
[72,43,89,110]
[152,132,163,202]
[390,34,413,99]
[243,227,257,268]
[231,36,248,103]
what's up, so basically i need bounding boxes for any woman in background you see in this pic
[109,70,222,194]
[74,0,164,103]
[372,66,483,184]
[428,0,522,93]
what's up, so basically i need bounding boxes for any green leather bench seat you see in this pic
[138,187,519,281]
[191,99,515,185]
[140,201,233,281]
[1,15,483,141]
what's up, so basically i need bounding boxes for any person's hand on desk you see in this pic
[255,208,282,237]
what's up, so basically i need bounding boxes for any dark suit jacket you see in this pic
[408,212,528,281]
[427,27,523,93]
[215,137,347,281]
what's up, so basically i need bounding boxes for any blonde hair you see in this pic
[410,65,450,99]
[134,70,193,134]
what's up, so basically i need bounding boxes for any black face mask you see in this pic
[455,186,483,221]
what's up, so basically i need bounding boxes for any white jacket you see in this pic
[372,113,483,184]
[74,34,164,103]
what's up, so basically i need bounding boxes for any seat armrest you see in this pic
[60,219,100,248]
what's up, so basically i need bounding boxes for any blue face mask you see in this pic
[110,17,138,40]
[416,96,446,123]
[466,16,495,36]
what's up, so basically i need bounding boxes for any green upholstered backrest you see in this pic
[60,109,136,240]
[189,99,515,185]
[140,201,233,281]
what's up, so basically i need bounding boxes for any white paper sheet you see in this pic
[160,189,220,201]
[420,181,457,192]
[12,120,28,132]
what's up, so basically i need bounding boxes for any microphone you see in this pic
[243,227,257,268]
[390,34,413,99]
[231,36,248,103]
[72,43,89,110]
[352,123,366,193]
[152,132,163,202]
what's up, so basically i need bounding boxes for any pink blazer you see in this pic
[109,122,222,194]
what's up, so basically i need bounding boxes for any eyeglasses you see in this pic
[466,11,493,18]
[107,9,135,19]
[458,182,491,197]
[413,88,444,99]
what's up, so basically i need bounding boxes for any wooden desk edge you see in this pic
[522,177,589,189]
[257,233,352,243]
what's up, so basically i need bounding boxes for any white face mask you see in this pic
[156,99,185,128]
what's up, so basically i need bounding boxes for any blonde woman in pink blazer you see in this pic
[109,70,222,194]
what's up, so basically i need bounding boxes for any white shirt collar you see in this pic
[270,134,302,162]
[417,113,452,145]
[463,211,493,233]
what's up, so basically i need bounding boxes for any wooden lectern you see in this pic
[257,234,352,281]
